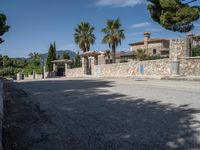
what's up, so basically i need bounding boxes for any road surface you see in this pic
[3,78,200,150]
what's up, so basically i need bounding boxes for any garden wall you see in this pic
[65,57,200,78]
[65,68,84,77]
[180,57,200,76]
[24,74,43,80]
[66,59,172,78]
[92,59,171,78]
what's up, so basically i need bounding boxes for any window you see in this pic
[153,49,157,55]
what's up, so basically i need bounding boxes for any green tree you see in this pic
[74,51,81,68]
[3,55,12,67]
[101,18,125,63]
[0,54,3,66]
[192,46,200,56]
[28,52,41,61]
[136,49,147,61]
[62,52,70,59]
[0,13,9,44]
[74,22,96,52]
[147,0,200,32]
[46,43,57,71]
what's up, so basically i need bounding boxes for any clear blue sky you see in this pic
[0,0,200,57]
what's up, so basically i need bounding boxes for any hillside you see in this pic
[40,50,77,61]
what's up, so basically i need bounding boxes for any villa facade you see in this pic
[129,32,170,57]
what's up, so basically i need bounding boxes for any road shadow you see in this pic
[3,79,200,150]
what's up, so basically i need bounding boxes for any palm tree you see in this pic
[101,18,125,63]
[28,52,41,61]
[104,50,112,64]
[74,22,96,53]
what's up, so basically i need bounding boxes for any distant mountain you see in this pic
[40,50,77,61]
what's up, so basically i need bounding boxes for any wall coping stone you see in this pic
[185,56,200,60]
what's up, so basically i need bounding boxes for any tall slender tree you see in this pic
[147,0,200,33]
[101,18,125,63]
[0,13,9,44]
[46,43,57,71]
[74,22,96,52]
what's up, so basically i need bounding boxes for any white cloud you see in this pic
[130,22,151,28]
[95,0,144,8]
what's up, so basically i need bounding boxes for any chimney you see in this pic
[144,32,151,55]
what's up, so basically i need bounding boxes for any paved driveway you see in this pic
[3,78,200,150]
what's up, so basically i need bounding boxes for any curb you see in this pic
[161,76,200,81]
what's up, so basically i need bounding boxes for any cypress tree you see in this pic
[46,43,57,71]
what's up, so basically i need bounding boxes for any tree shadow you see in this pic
[5,79,200,150]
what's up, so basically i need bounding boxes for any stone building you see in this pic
[129,32,170,57]
[186,33,200,57]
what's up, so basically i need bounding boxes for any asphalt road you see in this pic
[4,78,200,150]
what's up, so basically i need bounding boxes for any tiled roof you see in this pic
[129,38,169,46]
[116,51,135,58]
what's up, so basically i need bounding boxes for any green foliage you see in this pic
[147,0,200,32]
[136,49,147,61]
[0,13,9,44]
[74,52,81,68]
[23,52,42,76]
[62,52,70,59]
[0,54,27,78]
[135,49,161,61]
[74,22,96,52]
[46,42,57,71]
[192,46,200,56]
[119,59,128,63]
[102,18,125,63]
[146,55,161,60]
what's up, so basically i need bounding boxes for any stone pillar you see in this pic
[65,63,71,77]
[98,54,106,65]
[169,39,188,75]
[94,56,98,65]
[144,32,151,55]
[33,70,36,79]
[53,63,57,72]
[82,57,88,75]
[17,73,23,80]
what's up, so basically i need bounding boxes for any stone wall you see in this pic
[66,59,171,78]
[24,74,43,80]
[65,67,84,77]
[170,38,188,60]
[180,57,200,76]
[92,59,171,77]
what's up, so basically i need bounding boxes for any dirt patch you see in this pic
[3,82,48,150]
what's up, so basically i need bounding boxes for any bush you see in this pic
[192,46,200,57]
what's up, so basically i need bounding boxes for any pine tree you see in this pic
[147,0,200,32]
[0,13,10,44]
